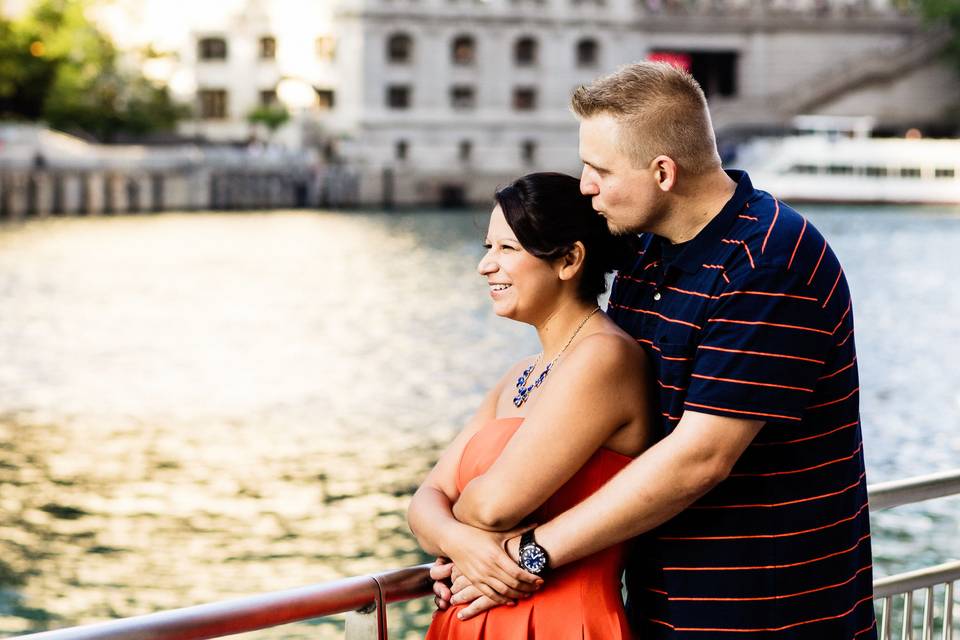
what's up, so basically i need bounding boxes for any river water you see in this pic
[1,206,959,638]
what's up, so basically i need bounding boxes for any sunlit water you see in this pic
[1,206,959,638]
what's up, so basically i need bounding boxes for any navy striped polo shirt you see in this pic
[609,171,876,639]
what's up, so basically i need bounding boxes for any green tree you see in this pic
[0,0,189,141]
[247,104,291,137]
[915,0,960,72]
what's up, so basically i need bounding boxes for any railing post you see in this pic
[344,575,386,640]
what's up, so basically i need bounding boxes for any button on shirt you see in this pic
[609,171,876,638]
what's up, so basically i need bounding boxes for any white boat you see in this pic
[735,115,960,205]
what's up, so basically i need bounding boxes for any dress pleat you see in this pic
[424,417,633,639]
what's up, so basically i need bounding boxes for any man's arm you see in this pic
[514,410,763,566]
[449,410,762,619]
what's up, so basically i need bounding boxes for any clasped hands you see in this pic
[430,523,543,621]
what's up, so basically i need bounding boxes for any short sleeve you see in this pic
[684,266,832,423]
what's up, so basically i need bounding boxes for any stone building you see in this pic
[13,0,960,206]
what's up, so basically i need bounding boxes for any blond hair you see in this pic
[571,61,721,175]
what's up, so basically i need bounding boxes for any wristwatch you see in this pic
[517,529,550,575]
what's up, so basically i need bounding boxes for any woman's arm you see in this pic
[407,368,541,603]
[453,332,650,531]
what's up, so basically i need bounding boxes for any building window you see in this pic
[514,37,538,66]
[576,38,598,67]
[459,140,473,162]
[387,85,411,109]
[521,140,537,165]
[259,36,277,60]
[198,89,228,119]
[316,36,336,61]
[396,140,409,160]
[647,49,738,98]
[198,37,227,60]
[387,33,413,63]
[450,85,476,110]
[513,87,537,111]
[259,89,278,106]
[452,35,476,65]
[316,88,335,110]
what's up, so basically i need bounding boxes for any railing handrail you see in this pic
[12,467,960,640]
[867,468,960,511]
[873,560,960,598]
[14,565,433,640]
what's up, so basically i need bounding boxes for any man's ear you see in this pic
[650,155,678,192]
[558,241,587,282]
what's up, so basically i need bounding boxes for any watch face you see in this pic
[519,544,547,574]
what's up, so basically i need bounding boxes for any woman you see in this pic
[407,173,652,638]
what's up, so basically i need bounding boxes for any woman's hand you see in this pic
[441,522,542,604]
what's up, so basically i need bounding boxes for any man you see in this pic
[431,61,876,638]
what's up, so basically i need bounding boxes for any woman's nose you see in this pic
[477,253,496,275]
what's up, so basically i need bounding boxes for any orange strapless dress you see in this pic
[425,417,633,639]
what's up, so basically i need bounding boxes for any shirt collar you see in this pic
[663,169,755,274]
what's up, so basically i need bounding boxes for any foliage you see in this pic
[247,104,291,134]
[0,0,189,141]
[914,0,960,73]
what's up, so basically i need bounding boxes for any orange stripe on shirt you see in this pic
[647,594,875,633]
[636,338,691,361]
[807,238,827,285]
[718,290,818,302]
[608,302,703,329]
[739,214,758,221]
[730,444,862,477]
[753,419,859,447]
[698,344,825,365]
[832,300,852,334]
[818,356,857,381]
[855,619,878,638]
[658,380,687,391]
[707,317,833,335]
[660,501,868,540]
[760,198,780,254]
[684,401,800,422]
[837,328,855,347]
[618,275,717,299]
[690,472,864,509]
[663,533,871,571]
[807,386,859,410]
[722,238,756,268]
[787,217,807,270]
[822,267,844,309]
[668,564,871,602]
[691,373,814,393]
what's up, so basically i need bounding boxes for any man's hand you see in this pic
[440,523,541,604]
[430,558,454,611]
[448,564,513,621]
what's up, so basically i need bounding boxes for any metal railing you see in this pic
[12,565,433,640]
[868,469,960,640]
[12,469,960,640]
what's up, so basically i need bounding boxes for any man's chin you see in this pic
[606,220,637,237]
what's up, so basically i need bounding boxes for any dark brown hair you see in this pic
[494,172,630,301]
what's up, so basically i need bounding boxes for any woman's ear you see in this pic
[558,241,586,282]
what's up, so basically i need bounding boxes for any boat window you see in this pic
[900,167,921,179]
[865,167,887,178]
[935,168,956,179]
[791,164,818,174]
[827,165,854,175]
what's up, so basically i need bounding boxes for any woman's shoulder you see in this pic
[564,322,647,381]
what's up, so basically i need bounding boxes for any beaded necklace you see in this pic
[513,307,600,408]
